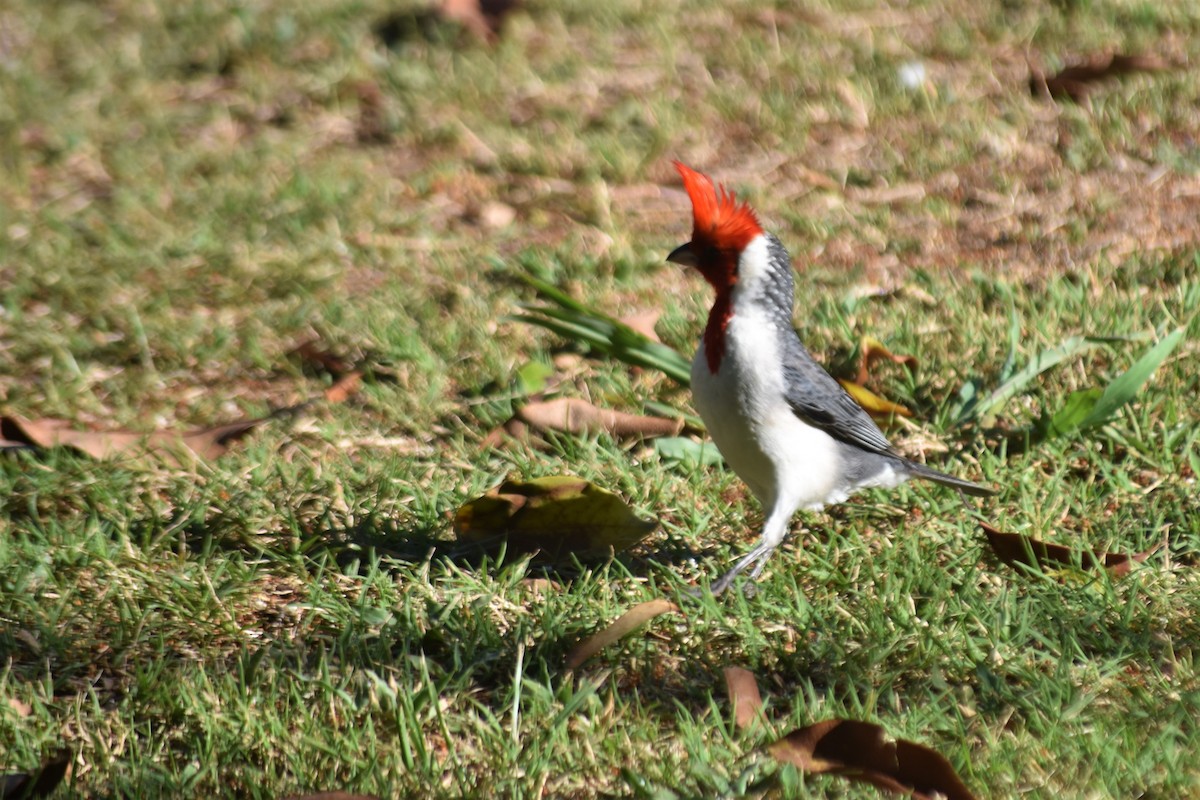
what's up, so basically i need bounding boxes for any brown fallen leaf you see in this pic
[1030,53,1168,103]
[835,336,916,420]
[480,418,529,449]
[723,666,765,731]
[838,380,913,419]
[292,339,356,378]
[323,371,364,404]
[454,475,657,562]
[981,523,1161,578]
[292,339,364,405]
[564,598,679,671]
[0,415,274,465]
[439,0,519,42]
[618,311,662,343]
[519,577,562,599]
[770,719,977,800]
[854,335,918,387]
[7,697,32,717]
[1,751,71,800]
[516,397,683,439]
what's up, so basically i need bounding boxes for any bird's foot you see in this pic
[684,542,777,599]
[683,573,759,600]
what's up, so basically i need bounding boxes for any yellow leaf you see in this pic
[856,335,918,386]
[453,476,656,562]
[838,380,913,419]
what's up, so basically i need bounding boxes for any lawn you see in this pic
[2,0,1199,797]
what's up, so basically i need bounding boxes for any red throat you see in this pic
[703,293,732,373]
[674,161,763,373]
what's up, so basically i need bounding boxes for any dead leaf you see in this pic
[0,415,273,465]
[516,397,683,438]
[854,335,918,386]
[981,523,1161,577]
[519,577,561,599]
[723,666,764,731]
[836,336,916,419]
[292,339,364,404]
[838,380,913,419]
[564,598,679,671]
[770,719,977,800]
[1030,53,1168,103]
[292,339,356,378]
[181,418,279,459]
[438,0,519,42]
[467,200,516,229]
[453,476,657,562]
[6,698,32,717]
[1,751,71,800]
[323,371,363,404]
[618,311,662,343]
[480,419,529,449]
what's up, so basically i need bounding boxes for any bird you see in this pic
[666,161,995,595]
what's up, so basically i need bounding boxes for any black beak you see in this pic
[667,242,697,268]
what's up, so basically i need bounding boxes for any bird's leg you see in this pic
[707,502,794,596]
[709,542,775,595]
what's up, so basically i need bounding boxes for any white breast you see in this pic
[691,302,843,513]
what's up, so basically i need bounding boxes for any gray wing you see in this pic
[781,336,897,456]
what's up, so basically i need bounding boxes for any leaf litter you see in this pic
[1,751,72,800]
[0,414,277,465]
[515,397,683,438]
[1,338,368,466]
[1030,53,1170,104]
[837,335,917,420]
[723,666,765,732]
[722,668,977,799]
[981,523,1163,578]
[454,476,657,563]
[483,396,684,448]
[564,598,679,671]
[769,719,977,800]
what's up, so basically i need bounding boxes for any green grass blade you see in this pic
[1043,387,1105,438]
[513,270,593,315]
[1078,328,1187,429]
[508,313,615,348]
[1036,328,1186,440]
[509,267,694,385]
[643,400,705,430]
[1000,294,1021,384]
[516,303,619,338]
[511,310,693,385]
[961,335,1104,425]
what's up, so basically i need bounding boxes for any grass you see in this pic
[2,0,1199,797]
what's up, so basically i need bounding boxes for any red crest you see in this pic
[674,161,762,253]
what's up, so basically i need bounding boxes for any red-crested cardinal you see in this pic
[667,161,995,595]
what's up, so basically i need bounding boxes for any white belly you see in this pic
[691,309,843,512]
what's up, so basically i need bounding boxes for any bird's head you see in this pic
[666,161,764,293]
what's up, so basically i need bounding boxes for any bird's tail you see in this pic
[904,461,996,498]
